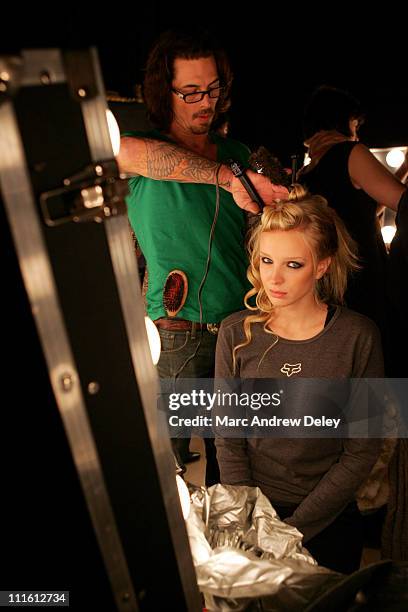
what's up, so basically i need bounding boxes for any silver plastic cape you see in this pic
[186,484,341,611]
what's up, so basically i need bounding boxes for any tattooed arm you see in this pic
[118,136,233,188]
[118,136,289,213]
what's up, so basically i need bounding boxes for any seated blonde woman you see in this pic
[215,185,383,574]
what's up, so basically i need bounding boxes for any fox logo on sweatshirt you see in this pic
[280,363,302,377]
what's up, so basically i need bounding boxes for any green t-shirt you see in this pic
[124,129,251,323]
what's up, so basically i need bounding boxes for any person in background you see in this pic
[117,29,287,484]
[215,186,383,573]
[298,85,406,374]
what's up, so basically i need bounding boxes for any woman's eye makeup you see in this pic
[287,261,303,269]
[260,257,304,269]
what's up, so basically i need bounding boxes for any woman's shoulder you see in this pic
[220,309,251,329]
[219,309,264,338]
[301,142,357,187]
[335,306,381,337]
[322,141,357,164]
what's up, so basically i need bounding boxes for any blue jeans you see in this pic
[157,327,220,486]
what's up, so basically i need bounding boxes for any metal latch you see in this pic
[40,159,128,226]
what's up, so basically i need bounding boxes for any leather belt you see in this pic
[154,318,219,335]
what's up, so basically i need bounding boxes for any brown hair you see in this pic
[143,29,233,132]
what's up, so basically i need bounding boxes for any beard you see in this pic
[190,123,211,135]
[190,108,214,134]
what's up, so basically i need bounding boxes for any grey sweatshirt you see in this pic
[214,306,383,542]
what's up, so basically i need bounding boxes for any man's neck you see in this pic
[167,124,215,158]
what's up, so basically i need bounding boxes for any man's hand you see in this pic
[230,169,290,213]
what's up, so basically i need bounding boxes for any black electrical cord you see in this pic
[172,164,222,379]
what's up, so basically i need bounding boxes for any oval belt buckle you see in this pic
[206,323,219,335]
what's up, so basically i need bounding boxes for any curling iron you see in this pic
[228,159,265,211]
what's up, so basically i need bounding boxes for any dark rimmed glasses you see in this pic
[171,86,224,104]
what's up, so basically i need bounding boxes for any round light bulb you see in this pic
[385,149,405,169]
[176,475,191,520]
[106,109,121,156]
[381,225,396,245]
[144,316,161,365]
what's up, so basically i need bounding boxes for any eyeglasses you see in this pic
[171,86,224,104]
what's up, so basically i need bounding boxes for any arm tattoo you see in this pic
[218,176,231,190]
[145,139,221,185]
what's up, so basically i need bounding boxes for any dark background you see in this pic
[3,3,407,165]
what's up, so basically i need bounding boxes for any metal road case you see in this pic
[0,48,201,611]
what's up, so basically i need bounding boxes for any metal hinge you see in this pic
[40,159,128,226]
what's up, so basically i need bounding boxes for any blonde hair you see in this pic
[232,184,359,372]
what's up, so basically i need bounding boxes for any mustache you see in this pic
[193,108,214,119]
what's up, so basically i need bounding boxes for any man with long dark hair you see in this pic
[118,29,287,484]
